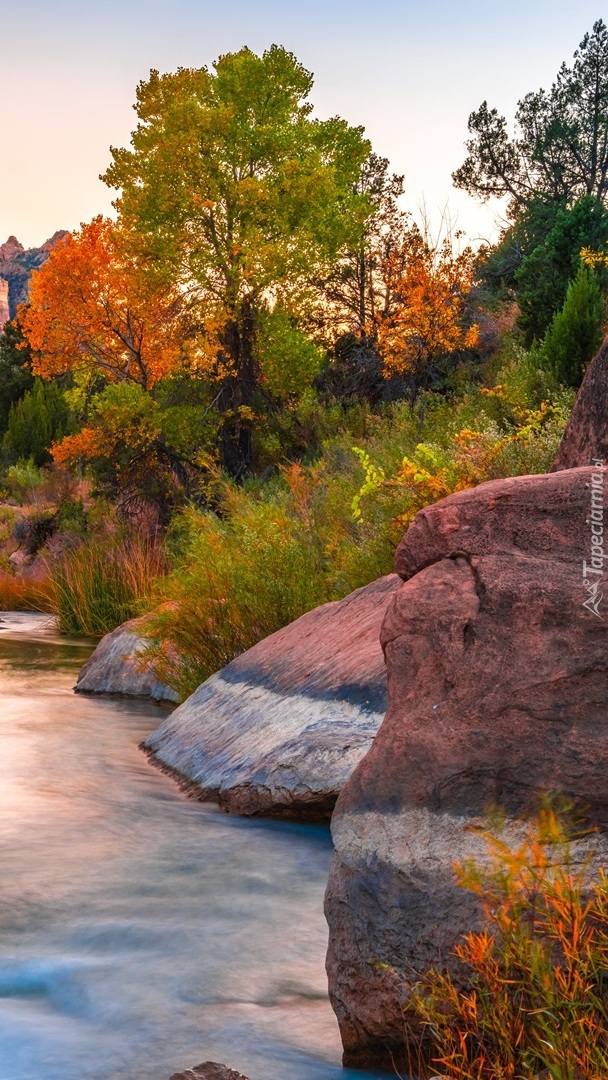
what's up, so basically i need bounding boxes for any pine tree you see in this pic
[542,264,606,387]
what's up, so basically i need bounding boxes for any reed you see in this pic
[49,533,167,637]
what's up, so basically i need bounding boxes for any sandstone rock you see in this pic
[143,575,400,819]
[169,1064,249,1080]
[0,278,9,330]
[552,336,608,470]
[325,467,608,1068]
[75,617,178,703]
[0,231,68,318]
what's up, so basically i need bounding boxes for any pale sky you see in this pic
[1,1,605,249]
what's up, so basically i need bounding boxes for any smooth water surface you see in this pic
[0,613,377,1080]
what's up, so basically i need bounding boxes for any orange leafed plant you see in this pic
[375,226,479,395]
[21,216,210,390]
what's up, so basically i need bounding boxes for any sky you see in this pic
[1,1,606,249]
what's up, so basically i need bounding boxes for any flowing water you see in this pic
[0,612,380,1080]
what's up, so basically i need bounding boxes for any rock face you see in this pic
[169,1064,249,1080]
[325,467,608,1068]
[143,575,400,819]
[0,231,68,320]
[552,336,608,470]
[75,617,178,703]
[0,279,9,329]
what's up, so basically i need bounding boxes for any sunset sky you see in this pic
[2,1,605,249]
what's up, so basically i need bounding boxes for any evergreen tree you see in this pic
[542,264,606,386]
[2,378,73,465]
[0,319,34,435]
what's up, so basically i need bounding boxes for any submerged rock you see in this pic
[325,467,608,1068]
[169,1064,249,1080]
[75,617,178,703]
[143,575,400,819]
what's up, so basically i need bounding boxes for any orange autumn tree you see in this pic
[375,225,479,406]
[22,216,204,393]
[21,217,220,520]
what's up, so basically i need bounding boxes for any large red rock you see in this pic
[143,575,400,819]
[552,336,608,470]
[325,467,608,1068]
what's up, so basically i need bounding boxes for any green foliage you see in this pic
[542,263,606,387]
[254,308,325,400]
[0,320,34,435]
[516,196,608,342]
[49,532,166,637]
[102,44,371,474]
[143,491,330,699]
[6,458,46,505]
[144,348,571,700]
[2,378,73,466]
[409,800,608,1079]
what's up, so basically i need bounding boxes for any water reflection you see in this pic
[0,613,378,1080]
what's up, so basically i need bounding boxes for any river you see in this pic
[0,612,379,1080]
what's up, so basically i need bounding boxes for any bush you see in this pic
[409,801,608,1080]
[143,490,330,700]
[49,532,167,637]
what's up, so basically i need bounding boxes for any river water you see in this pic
[0,612,378,1080]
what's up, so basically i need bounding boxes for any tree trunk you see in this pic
[217,301,257,478]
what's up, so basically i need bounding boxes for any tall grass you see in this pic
[408,801,608,1079]
[49,533,167,636]
[0,571,54,612]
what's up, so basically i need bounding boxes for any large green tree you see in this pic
[453,20,608,208]
[103,45,371,474]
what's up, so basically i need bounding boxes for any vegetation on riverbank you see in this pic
[0,22,605,700]
[406,801,608,1080]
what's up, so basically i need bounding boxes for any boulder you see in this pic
[75,616,178,703]
[325,467,608,1068]
[552,336,608,470]
[143,575,400,819]
[169,1064,249,1080]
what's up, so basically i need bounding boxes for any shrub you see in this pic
[143,489,330,700]
[409,801,608,1080]
[49,532,167,637]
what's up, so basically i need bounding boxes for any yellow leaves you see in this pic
[581,245,608,268]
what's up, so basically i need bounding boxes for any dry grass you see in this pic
[0,571,54,612]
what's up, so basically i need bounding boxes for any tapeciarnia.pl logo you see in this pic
[582,458,606,619]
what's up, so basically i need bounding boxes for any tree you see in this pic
[0,319,34,435]
[453,20,608,209]
[2,378,74,466]
[542,263,606,386]
[515,195,608,341]
[102,45,371,474]
[374,226,479,407]
[321,152,407,339]
[21,217,196,392]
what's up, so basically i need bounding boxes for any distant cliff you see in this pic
[0,231,68,324]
